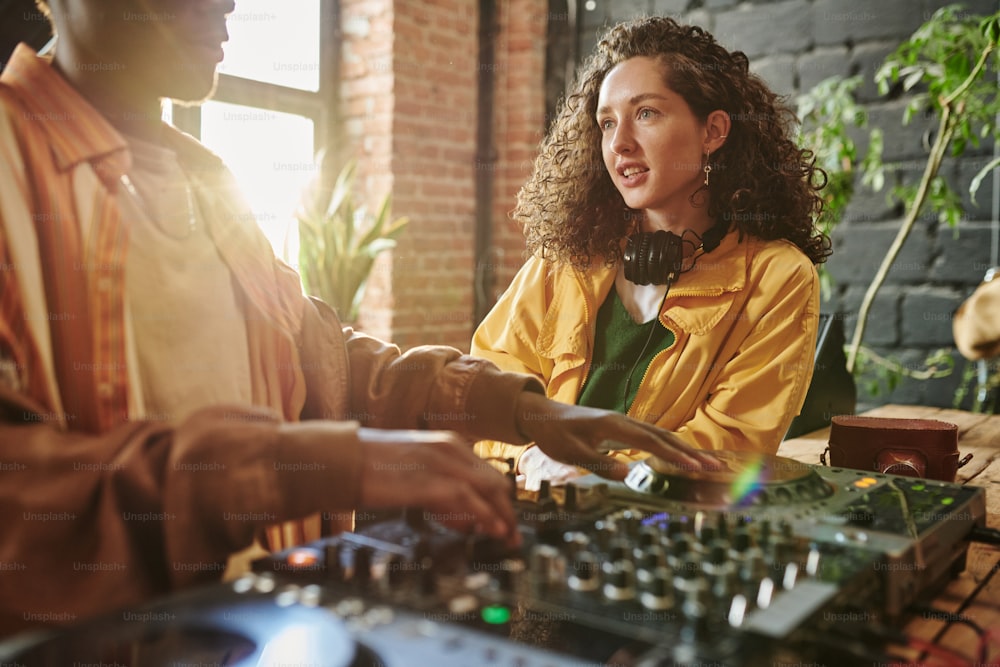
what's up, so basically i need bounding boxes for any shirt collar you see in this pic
[1,43,131,187]
[668,227,748,296]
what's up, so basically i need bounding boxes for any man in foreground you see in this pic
[0,0,711,636]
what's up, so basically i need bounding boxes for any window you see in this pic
[170,0,337,257]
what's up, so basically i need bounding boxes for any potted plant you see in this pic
[293,157,409,325]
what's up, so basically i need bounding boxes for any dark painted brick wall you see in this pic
[575,0,1000,409]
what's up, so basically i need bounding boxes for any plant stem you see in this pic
[942,41,995,106]
[857,345,952,380]
[845,39,995,374]
[846,106,955,373]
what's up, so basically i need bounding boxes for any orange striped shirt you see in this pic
[0,43,309,434]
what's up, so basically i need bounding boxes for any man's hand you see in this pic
[514,391,717,481]
[356,428,520,546]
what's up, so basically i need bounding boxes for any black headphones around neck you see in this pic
[622,225,726,286]
[623,230,684,286]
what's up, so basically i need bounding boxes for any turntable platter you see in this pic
[624,450,834,508]
[6,585,364,667]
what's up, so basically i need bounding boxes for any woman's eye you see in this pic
[600,119,614,130]
[638,108,655,119]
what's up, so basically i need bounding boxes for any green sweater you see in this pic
[577,288,675,414]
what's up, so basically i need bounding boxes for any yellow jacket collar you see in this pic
[538,230,750,354]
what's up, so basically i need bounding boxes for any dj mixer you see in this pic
[0,451,987,666]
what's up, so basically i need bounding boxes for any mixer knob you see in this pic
[529,544,563,591]
[608,538,634,564]
[739,547,766,584]
[351,546,373,587]
[666,518,687,539]
[667,534,694,569]
[323,542,344,581]
[680,586,710,642]
[564,482,578,511]
[602,561,636,601]
[568,552,600,592]
[638,526,660,549]
[715,513,730,541]
[495,559,523,593]
[637,545,667,574]
[620,508,643,537]
[420,558,438,597]
[593,520,617,550]
[639,567,674,611]
[703,545,736,598]
[731,529,751,553]
[757,519,772,548]
[468,533,515,564]
[383,554,406,591]
[562,531,590,558]
[673,558,706,592]
[769,537,793,566]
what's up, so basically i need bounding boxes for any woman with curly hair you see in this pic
[472,16,830,488]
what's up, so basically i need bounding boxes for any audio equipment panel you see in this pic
[0,453,985,666]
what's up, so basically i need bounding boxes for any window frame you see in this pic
[171,0,340,160]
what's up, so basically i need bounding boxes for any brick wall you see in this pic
[489,0,549,296]
[560,0,1000,409]
[339,0,395,339]
[387,0,480,349]
[339,0,548,350]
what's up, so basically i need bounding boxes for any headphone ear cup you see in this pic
[635,232,652,285]
[647,231,668,284]
[623,234,639,283]
[623,230,684,285]
[663,231,684,280]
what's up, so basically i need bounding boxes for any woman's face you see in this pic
[596,56,712,233]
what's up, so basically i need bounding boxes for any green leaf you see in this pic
[970,156,1000,205]
[981,15,999,44]
[362,238,398,258]
[901,66,925,91]
[294,158,411,320]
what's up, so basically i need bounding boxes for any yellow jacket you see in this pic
[472,230,820,467]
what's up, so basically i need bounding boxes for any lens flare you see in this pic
[729,454,765,506]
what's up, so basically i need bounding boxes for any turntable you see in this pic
[623,450,835,507]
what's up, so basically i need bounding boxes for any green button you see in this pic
[481,605,511,624]
[912,483,925,491]
[941,497,955,506]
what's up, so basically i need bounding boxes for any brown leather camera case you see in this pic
[828,415,964,482]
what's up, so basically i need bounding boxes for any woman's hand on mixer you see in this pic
[513,392,717,481]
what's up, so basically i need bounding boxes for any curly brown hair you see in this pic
[515,16,830,267]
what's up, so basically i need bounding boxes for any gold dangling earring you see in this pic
[703,149,712,187]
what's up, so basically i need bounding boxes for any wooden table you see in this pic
[779,404,1000,665]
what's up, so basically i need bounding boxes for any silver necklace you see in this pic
[119,173,198,240]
